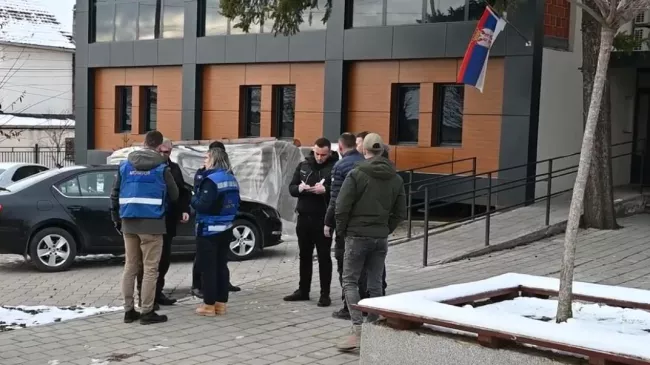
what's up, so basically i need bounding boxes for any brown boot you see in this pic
[336,325,361,352]
[196,304,216,317]
[214,302,227,315]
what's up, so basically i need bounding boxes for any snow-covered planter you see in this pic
[354,273,650,365]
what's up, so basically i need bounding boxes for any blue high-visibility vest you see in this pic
[118,161,167,219]
[196,169,240,236]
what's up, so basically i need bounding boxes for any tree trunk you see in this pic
[581,0,618,230]
[556,27,615,323]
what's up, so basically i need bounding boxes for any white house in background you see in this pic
[0,0,74,117]
[0,114,74,149]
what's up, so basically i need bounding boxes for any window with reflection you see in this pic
[161,0,185,38]
[116,86,132,132]
[114,2,138,41]
[387,0,425,25]
[92,0,186,42]
[204,0,228,36]
[352,0,487,27]
[436,84,464,145]
[299,0,328,31]
[142,86,158,132]
[230,16,261,34]
[391,84,420,144]
[241,86,262,137]
[273,86,296,138]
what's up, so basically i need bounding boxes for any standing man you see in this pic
[335,133,407,351]
[191,141,241,299]
[324,133,365,320]
[111,131,179,325]
[136,138,191,308]
[284,137,338,307]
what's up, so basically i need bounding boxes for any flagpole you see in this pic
[486,4,532,47]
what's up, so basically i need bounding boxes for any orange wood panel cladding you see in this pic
[94,67,182,150]
[202,63,325,144]
[347,59,504,175]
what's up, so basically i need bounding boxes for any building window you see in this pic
[142,86,158,132]
[299,0,328,31]
[92,0,184,42]
[436,84,464,146]
[273,86,296,139]
[116,86,132,132]
[391,84,420,144]
[161,0,185,38]
[241,86,261,137]
[64,138,75,162]
[352,0,482,27]
[203,0,228,36]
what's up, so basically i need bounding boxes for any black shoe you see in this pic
[124,309,140,324]
[140,311,168,325]
[283,290,309,302]
[156,293,177,306]
[317,295,331,307]
[332,307,351,320]
[229,284,241,292]
[191,288,204,299]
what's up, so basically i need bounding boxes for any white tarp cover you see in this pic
[106,140,303,224]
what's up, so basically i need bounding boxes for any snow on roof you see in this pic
[0,114,74,128]
[0,0,75,50]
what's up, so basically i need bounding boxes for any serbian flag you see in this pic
[457,7,506,93]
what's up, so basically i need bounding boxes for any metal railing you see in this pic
[0,145,75,168]
[403,141,643,267]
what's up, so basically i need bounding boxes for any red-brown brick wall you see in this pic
[544,0,571,38]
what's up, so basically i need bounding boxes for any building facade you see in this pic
[75,0,591,204]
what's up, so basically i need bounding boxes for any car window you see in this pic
[3,166,85,193]
[12,166,45,182]
[57,171,116,197]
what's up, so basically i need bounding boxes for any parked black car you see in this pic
[0,165,283,272]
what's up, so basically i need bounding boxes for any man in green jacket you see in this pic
[334,133,407,351]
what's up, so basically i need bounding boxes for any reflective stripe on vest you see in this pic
[118,161,167,219]
[196,169,240,236]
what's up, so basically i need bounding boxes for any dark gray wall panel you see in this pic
[134,40,159,66]
[76,0,89,12]
[110,42,135,67]
[196,36,226,64]
[256,34,290,62]
[181,110,197,140]
[323,60,345,140]
[158,39,184,65]
[325,0,345,60]
[76,43,89,67]
[88,42,110,67]
[75,106,89,164]
[444,22,478,58]
[183,1,198,64]
[506,28,534,56]
[74,67,88,108]
[224,34,257,63]
[288,31,326,61]
[323,111,343,142]
[392,24,446,59]
[74,11,89,46]
[182,64,197,111]
[344,27,393,60]
[184,37,197,64]
[497,116,531,206]
[502,56,534,116]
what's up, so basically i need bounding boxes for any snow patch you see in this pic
[359,273,650,361]
[0,305,122,331]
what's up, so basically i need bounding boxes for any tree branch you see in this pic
[567,0,607,24]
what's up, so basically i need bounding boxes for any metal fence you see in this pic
[0,145,76,168]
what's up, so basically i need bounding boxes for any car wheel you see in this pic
[228,219,261,261]
[29,227,77,272]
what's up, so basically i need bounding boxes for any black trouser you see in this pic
[193,251,231,291]
[137,234,173,300]
[197,231,231,305]
[296,215,332,296]
[334,234,388,310]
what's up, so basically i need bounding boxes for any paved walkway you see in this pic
[1,213,650,364]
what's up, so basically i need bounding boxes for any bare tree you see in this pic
[40,113,74,168]
[556,0,650,323]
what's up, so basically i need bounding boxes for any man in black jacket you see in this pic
[284,137,338,307]
[137,139,191,307]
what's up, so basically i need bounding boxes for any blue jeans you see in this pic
[342,236,388,327]
[197,230,231,305]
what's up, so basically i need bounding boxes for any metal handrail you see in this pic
[411,140,644,267]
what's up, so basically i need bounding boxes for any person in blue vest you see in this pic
[110,130,179,325]
[190,141,241,299]
[192,146,241,316]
